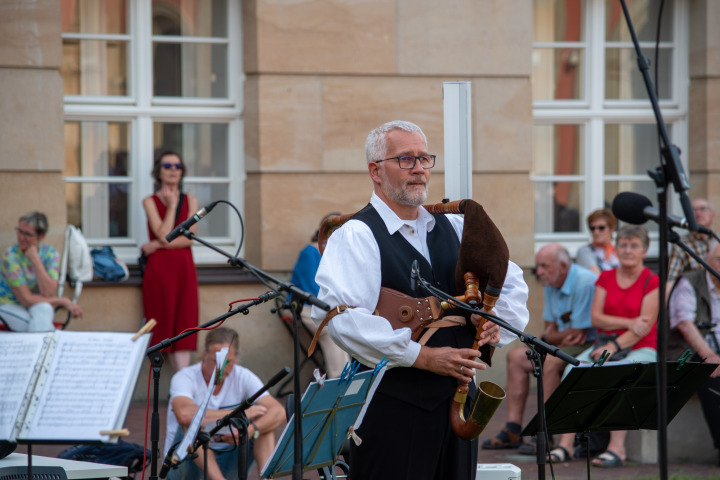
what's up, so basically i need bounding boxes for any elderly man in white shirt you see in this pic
[669,240,720,464]
[312,120,529,480]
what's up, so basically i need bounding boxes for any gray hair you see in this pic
[555,245,571,266]
[616,224,650,251]
[19,211,49,235]
[365,120,427,164]
[204,327,239,353]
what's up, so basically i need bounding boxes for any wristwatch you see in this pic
[250,421,260,439]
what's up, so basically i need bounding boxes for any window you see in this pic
[61,0,242,264]
[532,0,688,256]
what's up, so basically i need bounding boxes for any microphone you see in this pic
[612,192,712,234]
[410,260,419,291]
[165,201,220,243]
[158,445,177,479]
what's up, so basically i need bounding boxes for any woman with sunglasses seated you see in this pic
[0,211,82,331]
[576,208,620,275]
[141,149,199,372]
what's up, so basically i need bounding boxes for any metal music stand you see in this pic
[262,363,385,479]
[523,360,716,436]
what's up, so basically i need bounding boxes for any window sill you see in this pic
[81,265,264,287]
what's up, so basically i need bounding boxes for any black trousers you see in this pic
[696,375,720,449]
[349,390,478,480]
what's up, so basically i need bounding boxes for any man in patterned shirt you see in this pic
[0,211,82,331]
[667,199,716,296]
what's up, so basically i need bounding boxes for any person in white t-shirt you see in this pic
[164,328,285,480]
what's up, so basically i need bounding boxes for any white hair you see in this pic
[364,120,427,164]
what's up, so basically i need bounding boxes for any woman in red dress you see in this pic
[141,149,199,371]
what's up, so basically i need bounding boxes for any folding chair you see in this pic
[55,225,93,329]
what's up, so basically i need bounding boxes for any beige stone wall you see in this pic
[688,0,720,208]
[0,0,66,240]
[243,0,534,271]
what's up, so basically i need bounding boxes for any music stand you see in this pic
[261,363,385,478]
[522,360,716,436]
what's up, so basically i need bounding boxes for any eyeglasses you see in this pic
[694,206,711,213]
[15,227,37,238]
[589,225,608,232]
[617,242,643,251]
[162,162,183,170]
[375,155,436,170]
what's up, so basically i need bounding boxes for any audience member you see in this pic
[551,225,659,467]
[668,240,720,465]
[312,120,529,480]
[0,211,82,331]
[482,243,597,454]
[667,199,716,292]
[164,327,285,480]
[576,208,619,275]
[290,217,349,378]
[141,149,198,371]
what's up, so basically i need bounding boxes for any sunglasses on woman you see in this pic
[162,163,183,170]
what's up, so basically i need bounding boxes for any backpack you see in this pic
[91,246,129,282]
[58,440,150,479]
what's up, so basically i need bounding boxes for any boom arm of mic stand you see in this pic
[667,230,720,283]
[184,231,331,312]
[418,277,580,366]
[180,232,320,480]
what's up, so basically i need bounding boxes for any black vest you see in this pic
[353,204,477,410]
[667,269,714,360]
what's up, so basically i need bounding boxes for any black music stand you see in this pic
[523,361,715,437]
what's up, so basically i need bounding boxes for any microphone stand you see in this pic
[163,368,290,480]
[148,293,281,480]
[414,273,579,480]
[618,2,699,478]
[176,228,330,480]
[667,230,720,282]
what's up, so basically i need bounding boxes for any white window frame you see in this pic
[532,0,689,258]
[62,0,245,265]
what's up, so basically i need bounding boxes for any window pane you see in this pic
[534,0,584,42]
[605,47,672,100]
[154,123,228,177]
[185,183,229,237]
[605,0,673,42]
[64,122,131,177]
[604,123,667,176]
[152,0,228,37]
[62,39,128,96]
[532,124,584,176]
[153,43,227,98]
[532,48,584,100]
[535,181,584,233]
[61,0,127,34]
[66,182,129,238]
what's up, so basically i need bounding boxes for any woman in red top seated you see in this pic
[550,225,659,467]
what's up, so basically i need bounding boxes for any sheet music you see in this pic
[174,348,227,461]
[0,333,48,441]
[21,331,149,441]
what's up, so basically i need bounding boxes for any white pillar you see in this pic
[443,81,473,201]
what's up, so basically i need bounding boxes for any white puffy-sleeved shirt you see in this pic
[312,193,530,368]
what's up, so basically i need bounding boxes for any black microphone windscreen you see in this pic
[611,192,652,225]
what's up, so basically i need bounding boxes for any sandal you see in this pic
[481,424,521,450]
[548,446,572,463]
[591,450,624,468]
[518,435,555,455]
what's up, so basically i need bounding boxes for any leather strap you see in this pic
[417,315,466,345]
[308,305,354,356]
